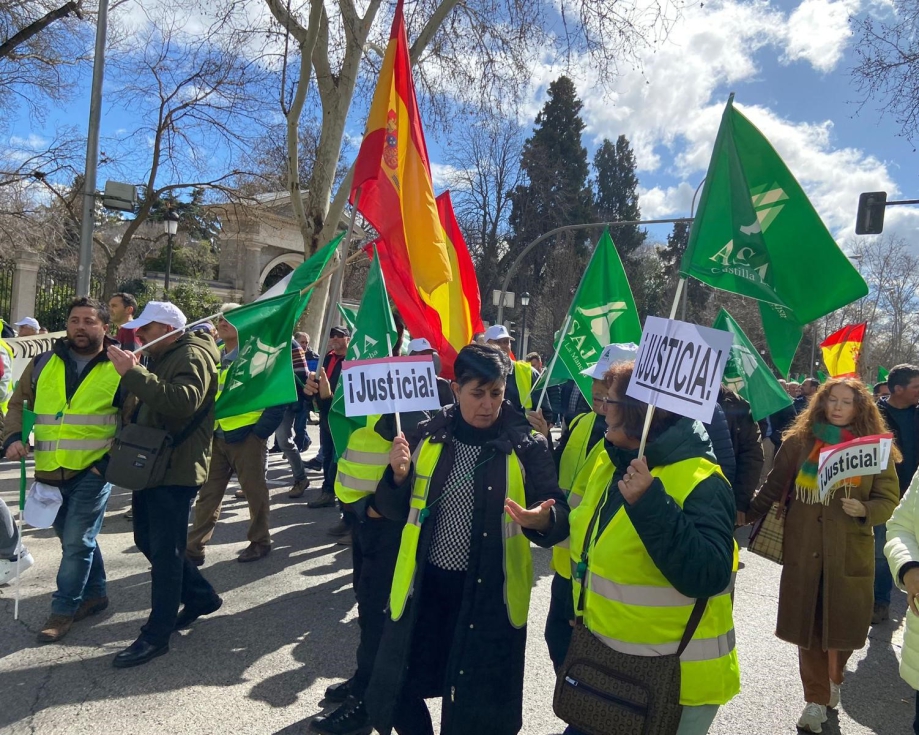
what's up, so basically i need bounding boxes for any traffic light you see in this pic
[855,191,887,235]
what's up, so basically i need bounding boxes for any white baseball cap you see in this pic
[24,482,63,529]
[580,343,640,379]
[407,337,434,353]
[484,324,514,342]
[14,317,39,330]
[128,301,188,330]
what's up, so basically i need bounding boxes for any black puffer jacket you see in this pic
[366,402,569,735]
[704,403,736,487]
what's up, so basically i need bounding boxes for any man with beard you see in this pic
[2,298,122,643]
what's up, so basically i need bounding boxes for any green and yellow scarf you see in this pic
[794,423,861,505]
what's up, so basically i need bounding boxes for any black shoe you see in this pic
[310,699,371,735]
[112,638,168,668]
[175,595,223,630]
[327,519,350,536]
[324,677,353,703]
[305,457,323,471]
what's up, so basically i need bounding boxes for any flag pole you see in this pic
[637,278,686,458]
[316,190,362,364]
[534,314,572,421]
[129,251,360,356]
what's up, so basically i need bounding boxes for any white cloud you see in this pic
[784,0,858,72]
[9,134,50,150]
[429,162,464,190]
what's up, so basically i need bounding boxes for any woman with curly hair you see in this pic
[747,378,900,733]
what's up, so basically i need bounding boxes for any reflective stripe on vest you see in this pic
[389,438,534,628]
[334,415,393,504]
[569,452,740,706]
[214,364,262,431]
[33,355,120,472]
[552,421,606,578]
[513,361,533,411]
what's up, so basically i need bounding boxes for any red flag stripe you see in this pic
[820,323,866,349]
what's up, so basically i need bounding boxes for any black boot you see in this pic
[309,698,371,735]
[323,677,353,703]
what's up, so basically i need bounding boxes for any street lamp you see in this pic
[520,291,530,354]
[163,210,179,297]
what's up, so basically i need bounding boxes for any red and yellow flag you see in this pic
[820,323,866,378]
[349,0,451,294]
[422,192,485,353]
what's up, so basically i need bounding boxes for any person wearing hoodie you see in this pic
[565,359,740,735]
[3,297,122,644]
[106,301,222,668]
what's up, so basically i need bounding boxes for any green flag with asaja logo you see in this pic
[215,291,304,420]
[680,95,867,370]
[329,248,398,458]
[547,229,641,402]
[713,308,792,422]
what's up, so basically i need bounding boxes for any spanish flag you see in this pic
[820,323,866,378]
[423,192,485,352]
[349,0,451,294]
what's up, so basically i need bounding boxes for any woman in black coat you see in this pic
[365,343,570,735]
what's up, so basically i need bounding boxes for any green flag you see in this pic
[680,95,867,367]
[817,370,828,383]
[878,366,889,383]
[214,291,306,419]
[328,248,398,458]
[550,229,641,402]
[758,301,803,379]
[712,309,792,422]
[337,303,357,332]
[19,405,36,509]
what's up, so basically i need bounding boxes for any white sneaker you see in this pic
[0,548,34,585]
[798,702,827,733]
[828,681,841,709]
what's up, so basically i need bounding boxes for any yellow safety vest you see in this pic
[214,364,262,431]
[389,438,533,628]
[513,361,533,411]
[552,411,606,578]
[0,336,13,415]
[334,415,393,504]
[33,355,120,472]
[569,452,740,707]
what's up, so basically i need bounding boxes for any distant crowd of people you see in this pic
[3,296,919,735]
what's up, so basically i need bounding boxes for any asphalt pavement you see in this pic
[0,427,914,734]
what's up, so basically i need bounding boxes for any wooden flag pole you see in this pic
[534,314,573,422]
[636,278,686,458]
[316,190,362,363]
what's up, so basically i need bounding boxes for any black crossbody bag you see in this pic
[106,399,213,491]
[553,495,709,735]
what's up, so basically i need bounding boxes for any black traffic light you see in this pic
[855,191,887,235]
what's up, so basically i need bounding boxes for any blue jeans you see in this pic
[275,406,306,482]
[875,523,892,605]
[51,470,111,616]
[293,403,310,451]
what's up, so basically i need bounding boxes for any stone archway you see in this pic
[259,254,302,292]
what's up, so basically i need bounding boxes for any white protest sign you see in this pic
[818,434,893,502]
[342,355,442,417]
[626,316,733,424]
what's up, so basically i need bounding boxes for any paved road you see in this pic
[0,430,914,734]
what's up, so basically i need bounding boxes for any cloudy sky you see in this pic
[7,0,918,251]
[428,0,919,248]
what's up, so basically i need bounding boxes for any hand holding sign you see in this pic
[840,498,867,517]
[390,434,410,484]
[317,367,331,399]
[303,372,320,397]
[526,409,550,438]
[619,457,654,504]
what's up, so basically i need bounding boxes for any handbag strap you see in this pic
[573,478,711,655]
[169,394,215,447]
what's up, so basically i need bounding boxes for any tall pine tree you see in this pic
[508,76,592,277]
[593,135,646,256]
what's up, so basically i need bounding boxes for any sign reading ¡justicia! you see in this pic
[342,355,443,418]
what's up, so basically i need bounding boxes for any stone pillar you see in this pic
[243,246,262,303]
[10,250,41,325]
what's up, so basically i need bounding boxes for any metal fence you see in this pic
[0,258,12,325]
[35,264,105,331]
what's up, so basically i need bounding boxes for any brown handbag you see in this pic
[553,496,708,735]
[747,481,792,565]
